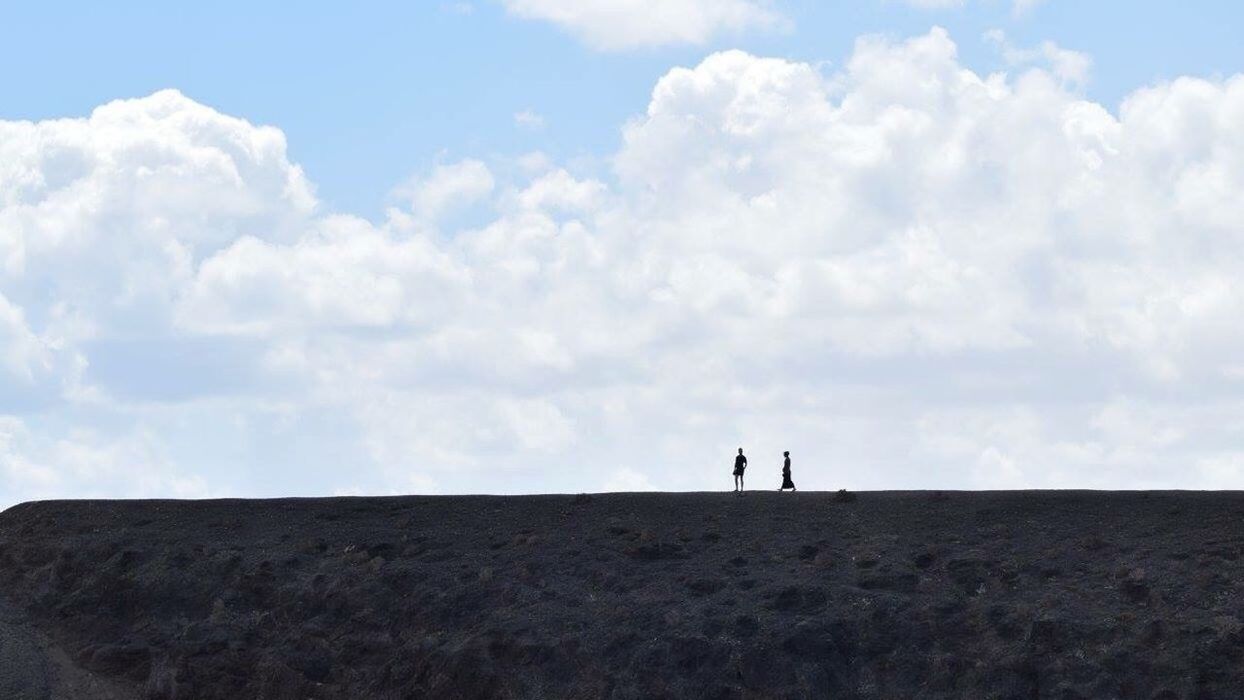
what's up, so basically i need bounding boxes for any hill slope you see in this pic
[2,491,1244,698]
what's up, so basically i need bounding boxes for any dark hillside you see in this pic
[3,491,1244,698]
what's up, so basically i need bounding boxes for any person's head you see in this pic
[738,448,743,455]
[784,451,789,457]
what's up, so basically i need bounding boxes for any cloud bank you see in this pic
[4,29,1244,504]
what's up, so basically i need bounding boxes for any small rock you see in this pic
[87,644,152,682]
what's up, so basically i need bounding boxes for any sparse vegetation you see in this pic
[1,492,1242,698]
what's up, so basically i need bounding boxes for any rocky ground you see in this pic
[2,491,1244,698]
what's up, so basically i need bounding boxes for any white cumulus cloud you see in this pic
[500,0,786,50]
[514,110,546,130]
[898,0,1048,15]
[393,159,495,223]
[985,29,1091,87]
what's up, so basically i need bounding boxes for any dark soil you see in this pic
[3,491,1244,699]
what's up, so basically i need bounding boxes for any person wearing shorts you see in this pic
[733,448,748,493]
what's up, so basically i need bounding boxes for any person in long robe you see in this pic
[779,451,796,491]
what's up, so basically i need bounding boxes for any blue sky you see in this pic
[3,1,1244,504]
[3,1,1240,217]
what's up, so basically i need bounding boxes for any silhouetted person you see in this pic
[779,451,796,491]
[733,448,748,493]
